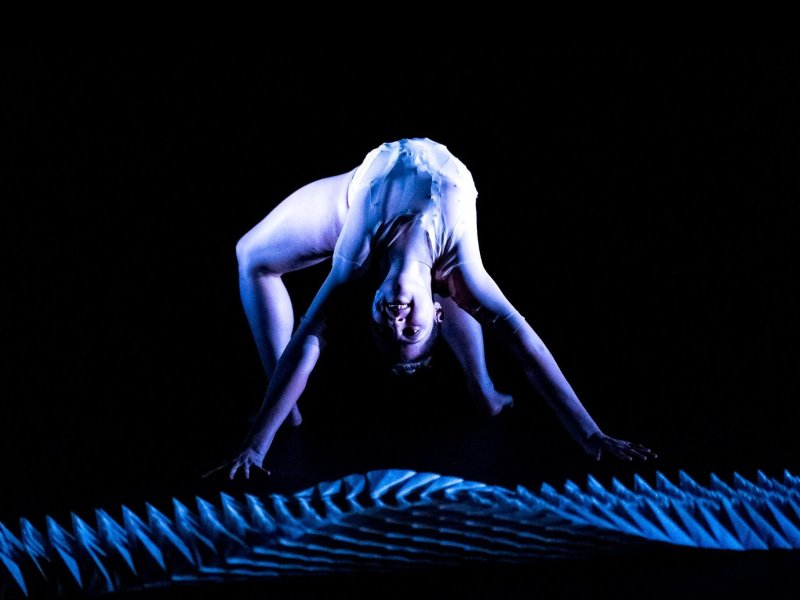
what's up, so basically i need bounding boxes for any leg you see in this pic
[236,171,353,427]
[436,294,514,416]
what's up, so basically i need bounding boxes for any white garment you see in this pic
[334,138,478,281]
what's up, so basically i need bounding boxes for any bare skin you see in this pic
[210,139,655,480]
[234,167,512,429]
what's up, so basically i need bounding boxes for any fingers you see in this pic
[627,443,657,461]
[226,458,271,480]
[613,440,657,462]
[638,443,658,460]
[610,443,634,461]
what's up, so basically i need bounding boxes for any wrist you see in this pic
[242,430,272,457]
[581,429,603,453]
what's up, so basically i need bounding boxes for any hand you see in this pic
[201,446,270,480]
[585,432,657,462]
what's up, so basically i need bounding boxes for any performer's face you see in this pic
[370,286,443,363]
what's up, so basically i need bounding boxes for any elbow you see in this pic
[235,233,252,274]
[236,228,284,278]
[235,231,270,279]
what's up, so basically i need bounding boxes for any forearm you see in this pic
[492,313,600,449]
[245,332,322,455]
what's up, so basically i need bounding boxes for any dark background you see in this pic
[2,47,799,596]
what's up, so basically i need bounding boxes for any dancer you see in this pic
[223,138,655,479]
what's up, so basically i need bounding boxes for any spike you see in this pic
[694,502,745,550]
[219,493,254,538]
[585,475,611,501]
[21,518,49,578]
[717,499,769,550]
[146,504,195,566]
[641,498,697,546]
[763,499,800,547]
[418,475,466,500]
[667,499,721,548]
[394,472,443,502]
[610,477,637,502]
[0,522,24,557]
[71,513,113,593]
[0,551,27,596]
[46,515,83,587]
[196,497,246,548]
[783,470,800,489]
[342,474,368,506]
[655,471,687,500]
[737,501,792,549]
[95,509,136,575]
[366,469,417,501]
[173,498,214,551]
[122,506,166,570]
[244,494,277,534]
[633,474,660,501]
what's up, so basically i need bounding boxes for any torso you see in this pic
[336,138,478,281]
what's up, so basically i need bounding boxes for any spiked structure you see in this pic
[1,469,799,597]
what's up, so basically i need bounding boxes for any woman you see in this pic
[225,138,655,479]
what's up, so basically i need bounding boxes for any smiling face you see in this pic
[370,284,443,365]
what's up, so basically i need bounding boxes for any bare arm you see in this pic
[444,219,654,461]
[448,266,601,445]
[241,317,325,459]
[226,262,356,479]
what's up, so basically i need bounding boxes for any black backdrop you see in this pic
[2,47,799,596]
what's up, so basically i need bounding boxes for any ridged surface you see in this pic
[2,469,799,597]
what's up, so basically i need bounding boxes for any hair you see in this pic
[390,354,434,377]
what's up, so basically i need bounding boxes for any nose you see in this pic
[385,318,418,340]
[386,315,404,332]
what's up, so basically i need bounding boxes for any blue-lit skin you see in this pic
[221,139,655,480]
[232,167,508,439]
[369,241,444,365]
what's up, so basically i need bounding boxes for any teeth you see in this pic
[387,303,409,309]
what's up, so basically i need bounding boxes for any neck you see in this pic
[380,253,430,288]
[387,219,433,269]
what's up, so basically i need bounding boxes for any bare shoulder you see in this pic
[290,167,357,200]
[444,259,517,325]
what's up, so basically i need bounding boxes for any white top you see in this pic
[334,138,478,283]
